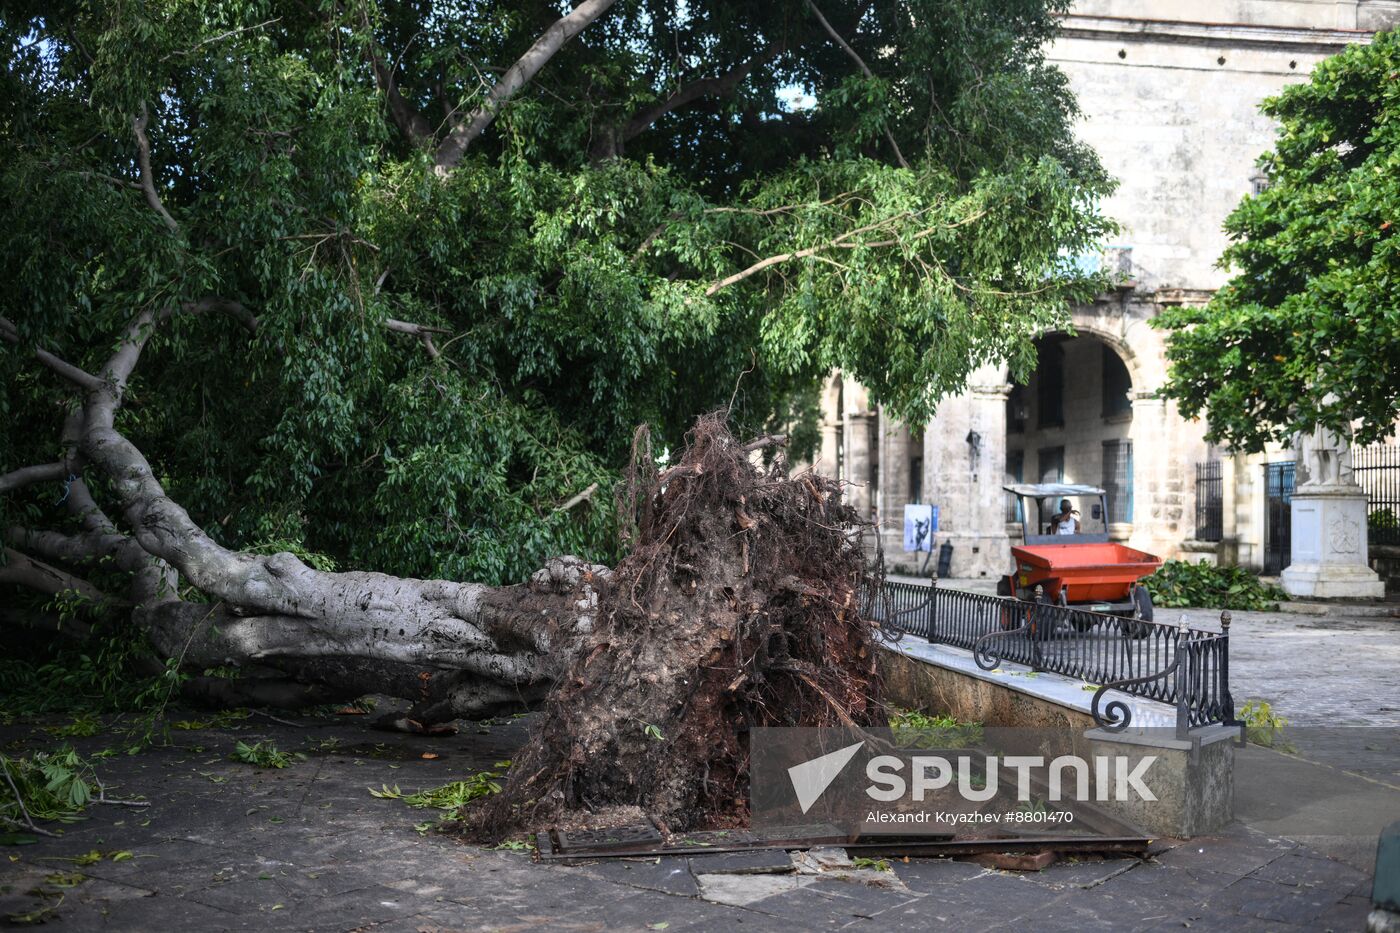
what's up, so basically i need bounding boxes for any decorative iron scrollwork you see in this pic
[1091,653,1182,731]
[972,628,1019,671]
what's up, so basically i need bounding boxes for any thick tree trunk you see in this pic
[136,556,608,725]
[1,307,608,728]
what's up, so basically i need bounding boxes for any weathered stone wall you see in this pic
[1051,2,1398,294]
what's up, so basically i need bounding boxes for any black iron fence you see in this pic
[1264,461,1294,576]
[1353,444,1400,546]
[865,580,1237,736]
[1194,460,1223,542]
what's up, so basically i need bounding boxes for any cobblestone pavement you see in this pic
[0,713,1386,932]
[891,575,1400,729]
[1182,606,1400,729]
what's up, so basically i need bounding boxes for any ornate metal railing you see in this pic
[864,580,1238,736]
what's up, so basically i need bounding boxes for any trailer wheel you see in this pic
[1125,585,1154,638]
[996,577,1024,630]
[1066,589,1095,632]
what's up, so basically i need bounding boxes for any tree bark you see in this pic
[0,308,607,727]
[434,0,618,173]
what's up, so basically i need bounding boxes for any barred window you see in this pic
[1102,440,1133,524]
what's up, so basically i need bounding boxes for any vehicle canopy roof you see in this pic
[1001,483,1106,499]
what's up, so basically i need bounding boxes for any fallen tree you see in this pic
[3,3,1111,775]
[2,305,612,728]
[4,303,880,753]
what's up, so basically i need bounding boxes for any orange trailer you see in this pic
[998,483,1161,623]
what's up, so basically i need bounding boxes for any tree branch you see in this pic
[384,317,448,359]
[179,297,258,333]
[0,607,90,640]
[132,102,180,233]
[555,482,599,512]
[703,211,913,296]
[803,0,909,170]
[616,51,774,148]
[0,547,118,604]
[434,0,618,173]
[741,433,788,453]
[0,463,66,495]
[5,525,150,574]
[0,316,105,392]
[362,10,433,147]
[383,318,450,336]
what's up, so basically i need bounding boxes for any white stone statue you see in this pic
[1297,423,1354,487]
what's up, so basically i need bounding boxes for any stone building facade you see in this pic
[815,0,1400,578]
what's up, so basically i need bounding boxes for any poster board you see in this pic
[902,504,937,552]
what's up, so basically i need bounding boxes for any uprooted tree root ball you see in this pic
[469,413,886,838]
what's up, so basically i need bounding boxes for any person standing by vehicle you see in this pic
[1049,499,1079,535]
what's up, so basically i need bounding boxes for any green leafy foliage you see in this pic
[0,0,1112,614]
[44,714,102,738]
[889,707,985,748]
[852,856,892,872]
[1142,560,1288,611]
[1156,31,1400,449]
[230,741,301,769]
[171,709,251,731]
[0,616,181,720]
[368,761,510,810]
[0,748,96,826]
[1370,507,1399,533]
[1238,699,1292,749]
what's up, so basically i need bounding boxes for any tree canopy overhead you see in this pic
[1,0,1111,614]
[1156,30,1400,452]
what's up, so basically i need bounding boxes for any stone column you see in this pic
[1125,393,1164,551]
[876,415,916,565]
[917,373,1010,580]
[842,386,877,523]
[816,419,841,479]
[1282,431,1385,598]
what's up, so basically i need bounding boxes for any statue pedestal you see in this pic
[1281,486,1385,599]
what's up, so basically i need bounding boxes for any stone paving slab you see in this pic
[0,710,1382,931]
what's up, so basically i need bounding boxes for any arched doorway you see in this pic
[1004,332,1137,539]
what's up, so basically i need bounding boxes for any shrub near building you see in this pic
[1143,560,1289,611]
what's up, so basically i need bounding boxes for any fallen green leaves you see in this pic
[889,708,984,749]
[369,761,511,811]
[1142,559,1287,611]
[230,741,303,769]
[1,748,97,829]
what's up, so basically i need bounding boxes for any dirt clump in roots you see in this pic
[470,413,885,838]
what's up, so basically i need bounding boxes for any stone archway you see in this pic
[1003,328,1139,541]
[995,305,1203,558]
[846,303,1211,575]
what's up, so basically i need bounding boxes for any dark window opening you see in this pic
[1102,440,1133,523]
[1038,446,1064,484]
[1006,450,1024,522]
[908,425,924,505]
[1195,460,1223,541]
[1101,345,1133,418]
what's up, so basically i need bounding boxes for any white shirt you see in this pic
[1055,516,1078,535]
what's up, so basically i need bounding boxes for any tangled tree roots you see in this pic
[472,414,885,838]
